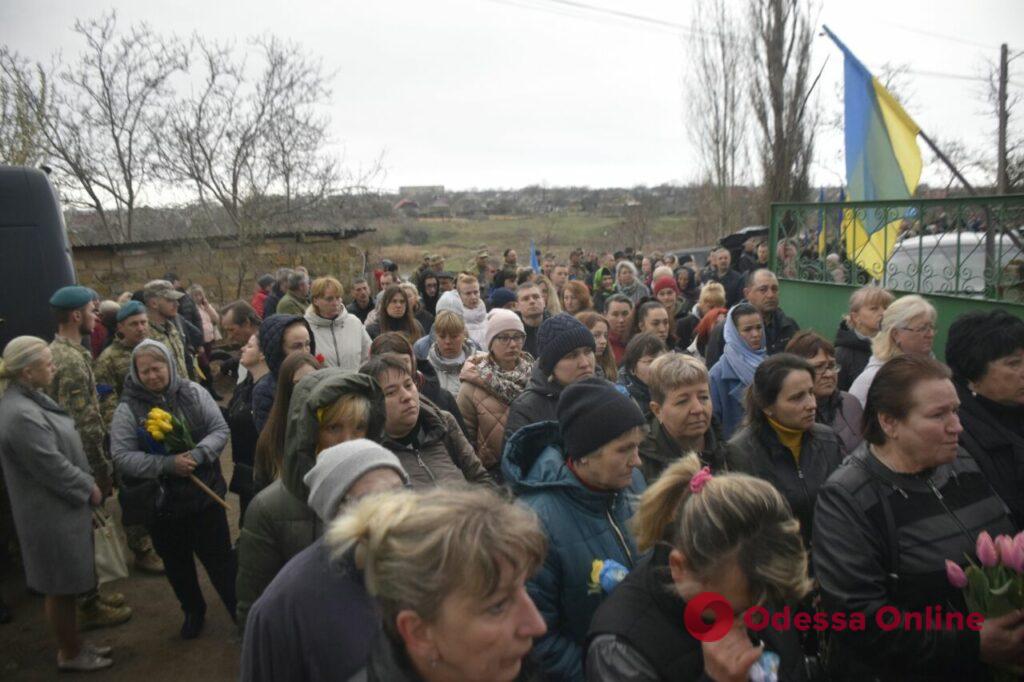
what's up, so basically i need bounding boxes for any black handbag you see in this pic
[118,476,165,527]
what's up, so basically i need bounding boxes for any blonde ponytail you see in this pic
[327,486,546,635]
[633,456,812,606]
[632,453,703,552]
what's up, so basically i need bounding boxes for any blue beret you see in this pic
[49,286,97,310]
[116,300,146,322]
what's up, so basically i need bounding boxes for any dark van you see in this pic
[0,166,76,349]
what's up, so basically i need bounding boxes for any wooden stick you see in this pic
[189,474,230,511]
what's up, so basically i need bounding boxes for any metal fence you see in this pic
[768,194,1024,303]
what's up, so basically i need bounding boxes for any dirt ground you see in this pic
[0,380,246,680]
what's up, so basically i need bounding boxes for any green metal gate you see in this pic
[767,194,1024,358]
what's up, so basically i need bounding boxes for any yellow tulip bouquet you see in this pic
[145,407,195,454]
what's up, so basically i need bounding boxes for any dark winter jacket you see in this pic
[834,319,872,392]
[586,545,807,682]
[252,314,316,432]
[263,285,285,317]
[502,364,568,452]
[725,422,843,548]
[638,415,727,483]
[346,299,374,324]
[349,629,547,682]
[379,397,489,489]
[705,268,744,307]
[812,444,1016,681]
[236,371,385,631]
[241,541,375,682]
[109,339,229,518]
[615,368,653,421]
[955,381,1024,530]
[226,373,259,499]
[503,422,646,682]
[704,306,799,369]
[522,312,551,359]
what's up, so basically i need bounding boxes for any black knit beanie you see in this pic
[557,377,646,461]
[537,313,597,376]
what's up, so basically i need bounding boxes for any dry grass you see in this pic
[355,213,704,272]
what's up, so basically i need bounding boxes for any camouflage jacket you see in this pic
[94,338,135,427]
[148,318,190,380]
[46,335,108,464]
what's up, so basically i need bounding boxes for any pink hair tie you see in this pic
[690,466,713,494]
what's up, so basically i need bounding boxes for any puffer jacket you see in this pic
[455,354,532,470]
[379,397,490,489]
[724,422,843,549]
[638,415,727,483]
[502,365,566,451]
[252,314,316,432]
[834,318,872,392]
[110,339,229,517]
[236,370,385,631]
[503,422,646,682]
[304,307,371,372]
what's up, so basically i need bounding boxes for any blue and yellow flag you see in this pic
[824,26,922,278]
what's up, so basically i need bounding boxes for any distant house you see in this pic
[394,198,420,218]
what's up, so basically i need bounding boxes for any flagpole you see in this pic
[916,130,976,196]
[919,128,1024,269]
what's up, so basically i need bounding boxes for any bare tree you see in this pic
[14,12,187,242]
[686,0,747,236]
[0,48,50,166]
[748,0,817,204]
[159,36,342,240]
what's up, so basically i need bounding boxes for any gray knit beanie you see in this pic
[303,439,409,522]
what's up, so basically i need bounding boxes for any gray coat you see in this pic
[109,339,229,516]
[0,382,96,594]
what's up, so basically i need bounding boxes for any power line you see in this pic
[875,21,1001,51]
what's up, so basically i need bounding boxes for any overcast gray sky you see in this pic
[3,0,1022,194]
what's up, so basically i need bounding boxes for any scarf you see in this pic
[720,305,766,387]
[476,354,533,404]
[427,342,469,376]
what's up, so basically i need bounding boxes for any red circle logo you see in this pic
[683,592,735,642]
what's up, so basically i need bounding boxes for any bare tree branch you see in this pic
[748,0,818,204]
[685,0,748,237]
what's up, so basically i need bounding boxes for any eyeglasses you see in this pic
[900,323,936,334]
[493,333,526,345]
[811,362,838,374]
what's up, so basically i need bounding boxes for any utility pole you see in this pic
[997,43,1009,194]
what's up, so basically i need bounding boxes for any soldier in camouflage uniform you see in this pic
[47,296,113,496]
[47,286,133,631]
[94,300,164,575]
[143,279,190,379]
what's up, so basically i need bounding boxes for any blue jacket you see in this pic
[502,422,646,682]
[708,356,747,439]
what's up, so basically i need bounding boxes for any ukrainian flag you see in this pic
[824,26,922,278]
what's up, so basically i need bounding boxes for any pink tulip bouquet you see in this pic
[946,531,1024,679]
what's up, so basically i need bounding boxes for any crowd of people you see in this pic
[0,242,1022,680]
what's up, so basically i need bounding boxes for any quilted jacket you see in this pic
[455,356,521,470]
